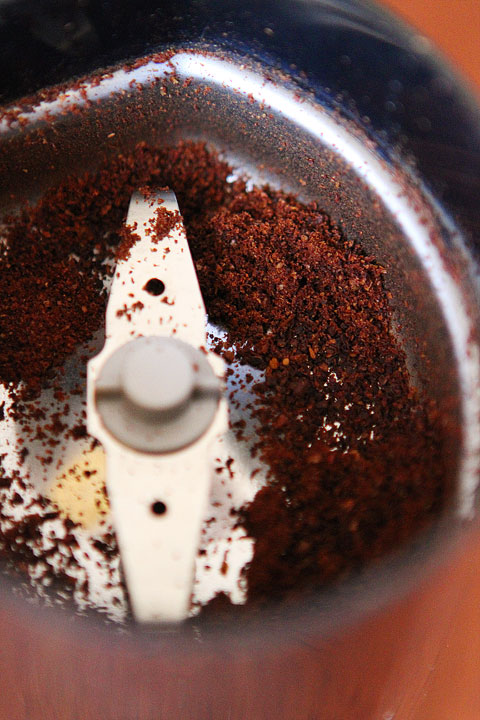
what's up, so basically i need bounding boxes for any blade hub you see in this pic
[94,336,221,454]
[121,336,195,415]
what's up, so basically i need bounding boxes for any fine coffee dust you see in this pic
[0,141,446,613]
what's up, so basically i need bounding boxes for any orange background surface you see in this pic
[381,0,480,93]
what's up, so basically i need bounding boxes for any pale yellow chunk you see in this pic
[49,446,109,529]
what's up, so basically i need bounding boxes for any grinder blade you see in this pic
[87,190,227,623]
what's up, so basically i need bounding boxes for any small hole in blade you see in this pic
[144,278,165,296]
[151,500,167,516]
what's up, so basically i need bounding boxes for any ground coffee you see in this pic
[0,141,446,613]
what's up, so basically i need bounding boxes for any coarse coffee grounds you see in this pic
[194,184,446,600]
[0,140,447,614]
[0,142,231,401]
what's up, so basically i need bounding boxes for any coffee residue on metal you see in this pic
[0,141,447,614]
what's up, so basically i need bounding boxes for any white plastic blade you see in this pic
[104,412,226,623]
[105,190,207,351]
[87,190,227,623]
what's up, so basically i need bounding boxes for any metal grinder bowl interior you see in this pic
[1,0,480,647]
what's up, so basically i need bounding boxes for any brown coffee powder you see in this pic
[0,141,447,611]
